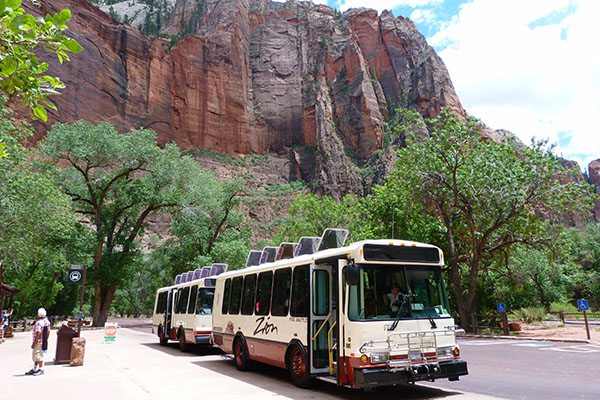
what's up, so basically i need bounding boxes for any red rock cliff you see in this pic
[26,0,465,196]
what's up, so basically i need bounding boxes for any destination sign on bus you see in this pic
[363,244,440,263]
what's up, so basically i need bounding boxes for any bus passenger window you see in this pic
[222,279,232,314]
[241,274,257,315]
[229,277,243,315]
[271,268,291,316]
[178,286,190,314]
[255,271,273,316]
[291,265,309,317]
[187,285,198,314]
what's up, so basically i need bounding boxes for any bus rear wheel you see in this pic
[158,326,168,346]
[233,337,251,371]
[287,344,311,388]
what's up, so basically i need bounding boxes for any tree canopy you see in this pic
[39,121,224,325]
[0,0,83,121]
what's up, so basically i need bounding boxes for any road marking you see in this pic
[460,340,535,346]
[540,344,600,353]
[512,343,553,348]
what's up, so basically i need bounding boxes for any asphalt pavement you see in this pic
[429,338,600,400]
[1,326,502,400]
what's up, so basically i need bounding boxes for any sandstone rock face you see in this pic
[588,159,600,221]
[25,0,465,196]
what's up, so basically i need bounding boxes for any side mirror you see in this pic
[346,260,359,286]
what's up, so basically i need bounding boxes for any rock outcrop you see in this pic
[24,0,465,197]
[588,159,600,221]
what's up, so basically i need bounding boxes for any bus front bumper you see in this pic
[354,360,468,388]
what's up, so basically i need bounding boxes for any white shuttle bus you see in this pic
[212,229,467,389]
[152,264,227,351]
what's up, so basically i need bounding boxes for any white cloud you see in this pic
[333,0,442,13]
[410,8,436,24]
[430,0,600,170]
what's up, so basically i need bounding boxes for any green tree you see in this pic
[274,193,370,243]
[161,178,250,272]
[39,121,217,326]
[0,0,83,121]
[0,101,77,317]
[380,109,595,330]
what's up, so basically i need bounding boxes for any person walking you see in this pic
[25,308,51,376]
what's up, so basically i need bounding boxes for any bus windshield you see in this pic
[347,265,451,321]
[196,288,215,315]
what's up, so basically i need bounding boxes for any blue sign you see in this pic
[497,303,506,313]
[577,299,589,311]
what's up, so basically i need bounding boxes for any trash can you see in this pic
[55,324,78,364]
[70,337,86,366]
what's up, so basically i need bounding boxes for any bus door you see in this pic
[309,263,334,375]
[165,289,174,337]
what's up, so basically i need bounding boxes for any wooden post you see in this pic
[583,310,591,340]
[559,310,565,325]
[502,311,510,335]
[76,264,87,337]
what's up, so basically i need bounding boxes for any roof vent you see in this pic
[260,246,278,264]
[246,250,263,267]
[276,242,296,260]
[210,263,228,276]
[317,228,349,251]
[294,237,321,257]
[200,266,211,278]
[192,269,202,280]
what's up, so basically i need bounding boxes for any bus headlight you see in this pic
[370,352,389,364]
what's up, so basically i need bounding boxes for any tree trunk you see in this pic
[92,284,117,327]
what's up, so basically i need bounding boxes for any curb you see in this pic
[460,333,598,344]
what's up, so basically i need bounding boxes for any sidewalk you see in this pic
[1,327,504,400]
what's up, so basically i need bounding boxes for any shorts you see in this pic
[32,343,44,362]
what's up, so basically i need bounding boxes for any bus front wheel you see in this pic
[287,344,311,388]
[233,337,251,371]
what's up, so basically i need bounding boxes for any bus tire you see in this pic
[233,337,251,371]
[178,329,188,352]
[286,343,311,388]
[158,326,168,346]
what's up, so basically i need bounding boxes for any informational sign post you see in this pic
[497,303,509,335]
[577,299,591,340]
[104,322,118,343]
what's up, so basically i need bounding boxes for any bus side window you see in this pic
[255,271,273,316]
[188,285,198,314]
[178,286,190,314]
[229,277,243,315]
[241,274,257,315]
[291,265,309,317]
[222,279,232,314]
[271,268,291,316]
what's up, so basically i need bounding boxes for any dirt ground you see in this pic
[516,323,600,342]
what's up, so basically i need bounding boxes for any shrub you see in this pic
[550,302,578,313]
[512,306,548,323]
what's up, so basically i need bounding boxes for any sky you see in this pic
[275,0,600,172]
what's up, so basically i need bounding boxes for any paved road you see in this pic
[429,338,600,400]
[124,320,600,399]
[1,327,498,400]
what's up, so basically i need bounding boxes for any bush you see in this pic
[511,306,548,323]
[550,302,578,313]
